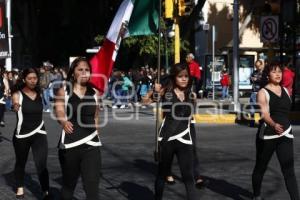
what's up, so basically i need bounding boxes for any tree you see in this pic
[94,19,190,69]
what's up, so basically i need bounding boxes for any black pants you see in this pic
[167,124,201,180]
[59,145,101,200]
[0,103,5,122]
[191,77,199,94]
[252,136,300,199]
[13,134,49,191]
[191,123,201,179]
[155,140,197,200]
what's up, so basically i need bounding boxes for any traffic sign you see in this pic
[260,16,279,43]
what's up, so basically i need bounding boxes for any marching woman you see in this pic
[252,62,300,200]
[54,57,102,200]
[154,63,198,200]
[11,68,50,199]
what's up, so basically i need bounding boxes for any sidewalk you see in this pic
[102,97,300,125]
[193,97,300,124]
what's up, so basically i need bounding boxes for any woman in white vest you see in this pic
[55,57,101,200]
[12,68,50,199]
[252,62,299,200]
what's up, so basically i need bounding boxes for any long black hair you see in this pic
[11,68,40,94]
[165,63,192,93]
[66,57,93,93]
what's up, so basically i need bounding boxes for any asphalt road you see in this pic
[0,108,299,200]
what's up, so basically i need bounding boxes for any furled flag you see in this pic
[89,0,159,94]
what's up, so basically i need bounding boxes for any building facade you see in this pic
[194,0,300,106]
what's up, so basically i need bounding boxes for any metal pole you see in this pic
[154,0,162,162]
[164,29,169,74]
[5,0,12,71]
[212,25,215,101]
[279,0,284,65]
[233,0,240,112]
[292,0,297,109]
[174,16,180,63]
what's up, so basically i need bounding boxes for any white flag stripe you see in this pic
[106,0,134,43]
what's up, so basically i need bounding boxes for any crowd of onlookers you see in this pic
[107,66,167,109]
[105,53,203,109]
[0,63,170,126]
[0,53,204,127]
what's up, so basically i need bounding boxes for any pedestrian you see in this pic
[120,71,133,109]
[154,63,198,200]
[252,62,300,200]
[11,68,50,199]
[39,66,51,112]
[249,60,264,127]
[186,53,201,95]
[111,70,123,109]
[0,68,6,126]
[54,57,102,200]
[220,68,229,100]
[140,69,152,108]
[281,59,295,96]
[6,71,16,110]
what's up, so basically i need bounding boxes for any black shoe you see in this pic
[195,178,207,189]
[0,121,5,127]
[16,194,24,199]
[43,191,52,200]
[165,177,176,185]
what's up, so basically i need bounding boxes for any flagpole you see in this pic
[154,0,162,162]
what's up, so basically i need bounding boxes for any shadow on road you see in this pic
[0,132,12,143]
[133,159,253,200]
[105,178,154,200]
[119,181,154,200]
[203,175,253,200]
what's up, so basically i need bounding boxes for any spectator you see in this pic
[0,68,6,126]
[4,71,15,110]
[186,53,201,95]
[220,69,229,100]
[249,60,264,127]
[120,71,133,109]
[281,61,295,96]
[39,66,51,112]
[111,71,123,109]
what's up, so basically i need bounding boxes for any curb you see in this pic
[154,109,300,125]
[193,114,236,124]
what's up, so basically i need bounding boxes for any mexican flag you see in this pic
[90,0,159,94]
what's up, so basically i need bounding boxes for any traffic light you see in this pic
[164,0,173,19]
[178,0,194,16]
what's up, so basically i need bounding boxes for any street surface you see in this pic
[0,108,299,200]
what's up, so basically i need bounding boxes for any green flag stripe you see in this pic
[128,0,159,36]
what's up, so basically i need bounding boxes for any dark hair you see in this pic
[66,57,92,93]
[11,68,40,94]
[165,63,192,93]
[261,62,283,87]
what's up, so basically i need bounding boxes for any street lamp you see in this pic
[232,0,240,112]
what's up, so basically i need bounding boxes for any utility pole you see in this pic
[164,29,169,73]
[154,0,162,162]
[5,0,12,71]
[232,0,240,112]
[212,25,215,101]
[174,16,180,63]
